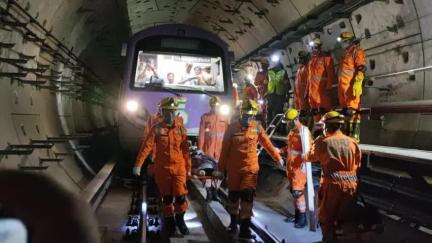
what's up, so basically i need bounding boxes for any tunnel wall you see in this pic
[239,0,432,150]
[0,0,117,194]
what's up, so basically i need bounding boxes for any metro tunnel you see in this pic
[1,0,432,242]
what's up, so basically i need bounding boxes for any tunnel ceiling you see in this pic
[126,0,330,59]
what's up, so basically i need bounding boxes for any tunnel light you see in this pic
[219,104,231,116]
[271,53,280,63]
[126,100,139,112]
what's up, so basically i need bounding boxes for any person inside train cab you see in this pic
[133,97,191,236]
[307,37,336,122]
[284,108,312,228]
[254,58,270,126]
[337,31,366,142]
[214,99,283,240]
[243,77,259,101]
[198,96,229,161]
[304,111,361,243]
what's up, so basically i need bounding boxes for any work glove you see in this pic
[132,166,141,176]
[278,159,285,168]
[212,170,224,179]
[353,72,364,98]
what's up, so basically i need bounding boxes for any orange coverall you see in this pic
[338,44,366,111]
[198,112,229,160]
[305,130,361,242]
[307,52,335,119]
[286,127,312,213]
[136,113,162,176]
[294,64,309,111]
[219,120,282,219]
[135,117,191,216]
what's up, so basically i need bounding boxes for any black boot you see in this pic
[175,212,190,235]
[285,209,299,223]
[228,214,238,234]
[164,216,176,237]
[238,218,255,240]
[295,212,307,228]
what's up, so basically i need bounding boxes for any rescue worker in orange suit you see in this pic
[294,50,313,129]
[304,111,361,243]
[136,111,162,192]
[307,38,336,122]
[198,96,229,160]
[284,108,312,228]
[337,32,366,142]
[133,97,191,236]
[213,99,284,239]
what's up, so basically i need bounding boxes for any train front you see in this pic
[119,24,233,151]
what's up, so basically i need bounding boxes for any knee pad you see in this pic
[240,189,255,202]
[228,191,241,203]
[162,195,174,205]
[175,195,187,204]
[291,190,304,199]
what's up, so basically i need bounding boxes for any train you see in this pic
[119,24,235,151]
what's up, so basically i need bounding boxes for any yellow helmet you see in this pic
[159,97,179,110]
[209,96,220,106]
[338,32,355,42]
[322,111,345,124]
[241,99,259,115]
[285,108,299,121]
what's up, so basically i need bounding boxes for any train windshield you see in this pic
[133,51,225,93]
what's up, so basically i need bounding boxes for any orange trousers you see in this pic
[155,170,188,216]
[226,172,257,219]
[318,180,357,242]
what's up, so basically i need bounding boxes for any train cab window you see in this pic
[133,51,225,93]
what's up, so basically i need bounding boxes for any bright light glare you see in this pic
[337,37,342,42]
[247,73,254,80]
[184,211,197,221]
[126,100,138,112]
[271,54,280,63]
[232,83,238,88]
[308,41,315,47]
[219,104,231,116]
[141,202,147,213]
[185,221,202,229]
[258,99,264,105]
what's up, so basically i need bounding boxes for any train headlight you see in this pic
[219,104,231,116]
[126,100,139,113]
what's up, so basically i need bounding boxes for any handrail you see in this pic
[360,144,432,165]
[81,161,116,210]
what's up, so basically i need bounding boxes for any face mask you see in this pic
[163,111,175,126]
[299,57,307,65]
[287,120,295,130]
[240,115,252,127]
[341,41,351,49]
